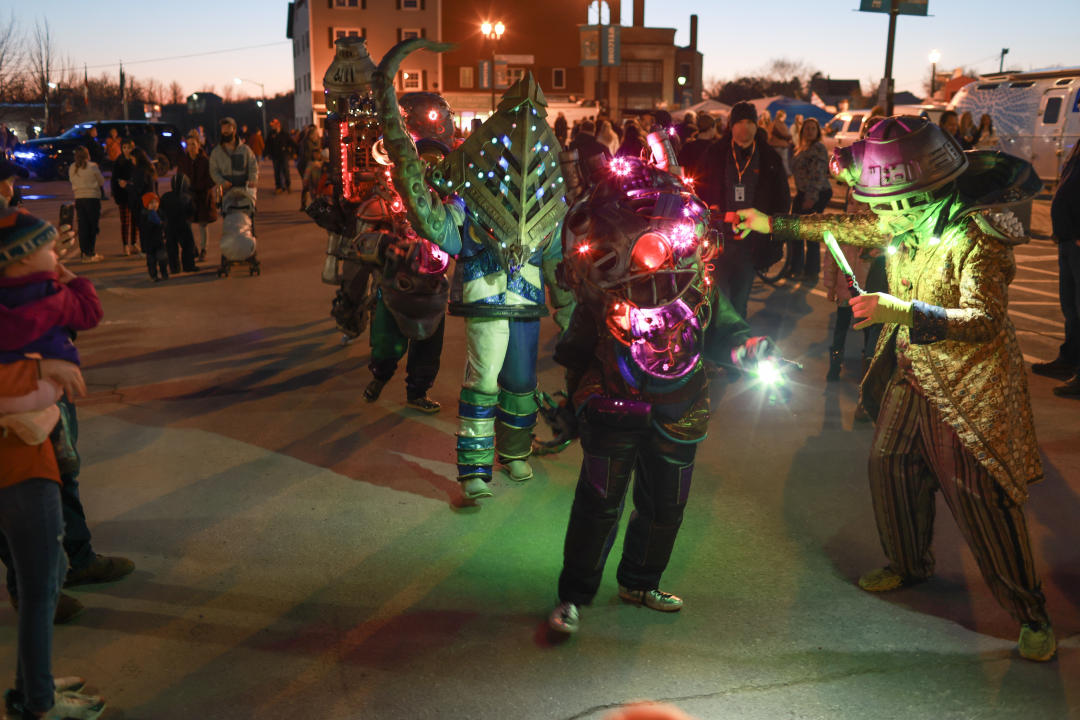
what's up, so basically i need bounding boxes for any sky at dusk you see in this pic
[10,0,1079,101]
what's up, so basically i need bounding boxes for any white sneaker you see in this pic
[503,459,533,482]
[44,690,105,720]
[548,601,579,634]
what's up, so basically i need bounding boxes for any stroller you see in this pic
[217,187,261,277]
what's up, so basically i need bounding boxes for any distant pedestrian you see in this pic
[159,173,199,273]
[569,120,610,168]
[297,124,320,181]
[81,126,104,165]
[139,192,168,281]
[247,128,265,159]
[958,111,977,150]
[300,152,326,212]
[768,109,793,176]
[938,110,961,146]
[553,112,568,146]
[786,117,831,279]
[596,119,619,156]
[678,112,717,181]
[616,120,645,158]
[1033,140,1080,396]
[974,114,997,150]
[176,131,218,262]
[104,128,122,164]
[126,149,158,256]
[68,147,105,263]
[110,139,138,254]
[266,118,295,193]
[676,111,697,144]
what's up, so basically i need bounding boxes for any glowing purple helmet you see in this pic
[831,116,968,212]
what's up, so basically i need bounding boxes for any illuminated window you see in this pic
[403,70,421,90]
[460,66,475,89]
[552,68,566,89]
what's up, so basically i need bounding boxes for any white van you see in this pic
[949,68,1080,183]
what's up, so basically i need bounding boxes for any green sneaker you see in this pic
[460,477,493,501]
[618,585,683,612]
[1018,622,1056,662]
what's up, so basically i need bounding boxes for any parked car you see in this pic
[11,120,183,180]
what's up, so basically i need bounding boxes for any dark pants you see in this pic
[787,187,832,275]
[166,224,198,273]
[369,299,445,398]
[141,234,169,279]
[272,156,290,191]
[1057,240,1080,371]
[557,420,697,605]
[117,202,135,248]
[715,238,756,320]
[0,478,65,713]
[0,396,95,596]
[74,198,101,256]
[869,374,1048,625]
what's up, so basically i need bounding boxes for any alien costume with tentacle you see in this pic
[373,39,573,501]
[547,133,780,635]
[312,39,452,411]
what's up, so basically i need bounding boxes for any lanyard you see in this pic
[731,140,755,183]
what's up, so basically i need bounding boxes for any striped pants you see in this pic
[869,374,1048,625]
[456,317,539,480]
[117,203,136,248]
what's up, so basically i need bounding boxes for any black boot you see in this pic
[826,349,843,381]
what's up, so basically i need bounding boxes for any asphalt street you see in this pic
[3,165,1079,720]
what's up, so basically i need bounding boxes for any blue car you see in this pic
[12,120,183,180]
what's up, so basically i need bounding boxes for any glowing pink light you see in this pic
[609,157,632,177]
[667,126,677,137]
[671,223,696,253]
[428,109,439,121]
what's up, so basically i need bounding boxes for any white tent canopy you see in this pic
[672,99,731,121]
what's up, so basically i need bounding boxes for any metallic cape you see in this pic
[775,211,1043,502]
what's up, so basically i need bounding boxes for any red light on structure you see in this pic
[631,232,671,271]
[576,242,591,255]
[428,109,439,121]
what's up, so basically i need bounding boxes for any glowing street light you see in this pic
[234,76,268,137]
[480,20,506,113]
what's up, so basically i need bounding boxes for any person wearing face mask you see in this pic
[208,118,259,248]
[733,116,1055,662]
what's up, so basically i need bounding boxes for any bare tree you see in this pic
[221,83,235,102]
[26,18,56,128]
[168,80,184,104]
[0,11,22,101]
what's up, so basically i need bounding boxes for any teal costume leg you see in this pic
[457,317,510,483]
[369,294,409,382]
[495,319,540,465]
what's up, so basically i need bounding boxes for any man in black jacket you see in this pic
[265,118,296,193]
[699,101,790,319]
[569,119,610,166]
[1034,142,1080,396]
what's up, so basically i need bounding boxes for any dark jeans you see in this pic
[369,300,445,398]
[0,396,95,596]
[0,479,65,713]
[141,235,169,279]
[715,238,756,320]
[787,187,832,275]
[272,156,290,191]
[74,198,101,256]
[166,224,198,273]
[1058,240,1080,370]
[558,420,697,605]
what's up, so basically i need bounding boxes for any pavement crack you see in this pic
[560,653,1017,719]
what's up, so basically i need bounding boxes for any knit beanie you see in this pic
[0,208,57,269]
[729,101,758,126]
[142,192,159,208]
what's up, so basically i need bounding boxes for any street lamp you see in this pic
[928,49,941,100]
[479,20,505,114]
[234,77,268,137]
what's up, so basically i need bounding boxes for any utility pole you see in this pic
[999,48,1009,73]
[880,0,899,115]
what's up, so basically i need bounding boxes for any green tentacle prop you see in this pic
[372,38,455,246]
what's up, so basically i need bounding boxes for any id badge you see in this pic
[734,184,745,203]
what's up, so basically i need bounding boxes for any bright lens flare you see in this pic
[609,157,632,177]
[755,358,784,386]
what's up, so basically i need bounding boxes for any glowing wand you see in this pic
[822,230,862,297]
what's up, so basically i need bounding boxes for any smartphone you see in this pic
[59,203,75,228]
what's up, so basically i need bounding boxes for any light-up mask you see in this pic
[562,155,717,381]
